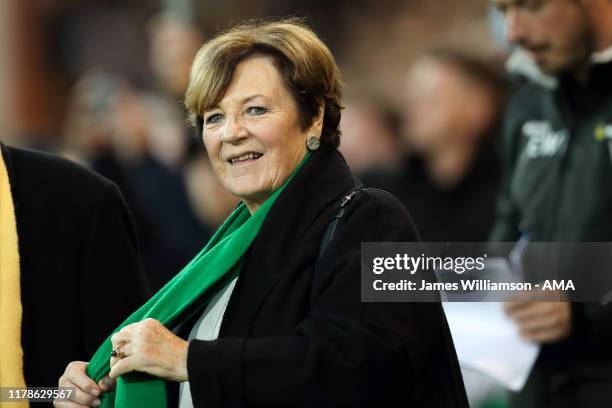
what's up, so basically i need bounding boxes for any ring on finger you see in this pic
[111,345,126,359]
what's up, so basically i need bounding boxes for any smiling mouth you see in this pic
[227,152,264,165]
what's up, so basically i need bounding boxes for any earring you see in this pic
[306,136,320,151]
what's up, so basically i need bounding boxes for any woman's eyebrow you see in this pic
[205,94,269,112]
[241,94,268,104]
[203,104,220,113]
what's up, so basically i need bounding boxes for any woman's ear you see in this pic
[310,103,325,137]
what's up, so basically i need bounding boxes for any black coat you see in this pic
[181,144,467,407]
[1,144,150,389]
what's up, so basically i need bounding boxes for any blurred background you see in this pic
[0,1,512,406]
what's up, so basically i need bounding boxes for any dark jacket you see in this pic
[91,151,213,291]
[361,142,500,243]
[181,144,468,407]
[491,56,612,242]
[490,52,612,407]
[1,144,150,390]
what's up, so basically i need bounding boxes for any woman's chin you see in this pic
[230,185,273,206]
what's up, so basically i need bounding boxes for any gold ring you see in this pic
[111,345,126,359]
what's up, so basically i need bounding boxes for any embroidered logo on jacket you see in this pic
[522,121,568,158]
[594,123,612,141]
[594,123,612,164]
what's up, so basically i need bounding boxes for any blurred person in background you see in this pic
[362,50,508,242]
[491,0,612,406]
[0,141,150,394]
[146,10,239,246]
[148,13,204,103]
[61,72,212,291]
[145,12,239,288]
[126,95,216,290]
[582,0,612,53]
[339,94,403,173]
[58,14,235,291]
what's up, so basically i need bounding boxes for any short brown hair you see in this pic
[184,18,344,148]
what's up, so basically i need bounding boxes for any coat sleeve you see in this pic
[79,181,151,357]
[186,191,467,407]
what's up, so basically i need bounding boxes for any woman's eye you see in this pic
[246,107,268,115]
[205,113,224,125]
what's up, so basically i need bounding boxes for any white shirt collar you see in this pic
[591,46,612,64]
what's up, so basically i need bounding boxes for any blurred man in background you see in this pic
[362,50,507,242]
[148,13,204,102]
[60,72,214,291]
[60,14,237,290]
[145,13,238,288]
[491,0,612,406]
[582,0,612,53]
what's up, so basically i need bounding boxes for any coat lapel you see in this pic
[220,144,359,337]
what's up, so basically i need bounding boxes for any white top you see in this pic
[178,277,239,408]
[592,46,612,64]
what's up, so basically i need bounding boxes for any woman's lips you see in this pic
[227,152,264,165]
[226,154,264,176]
[229,155,263,167]
[230,157,260,167]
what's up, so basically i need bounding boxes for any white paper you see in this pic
[443,300,540,391]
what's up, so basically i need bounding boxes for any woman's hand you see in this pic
[54,361,115,407]
[109,318,188,381]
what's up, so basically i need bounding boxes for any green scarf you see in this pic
[87,152,311,407]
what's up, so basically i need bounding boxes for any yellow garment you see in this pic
[0,151,28,408]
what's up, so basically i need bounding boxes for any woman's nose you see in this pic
[221,115,249,143]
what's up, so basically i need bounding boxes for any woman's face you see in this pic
[201,55,317,213]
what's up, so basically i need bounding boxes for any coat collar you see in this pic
[591,45,612,64]
[221,143,360,337]
[506,48,558,90]
[254,143,359,267]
